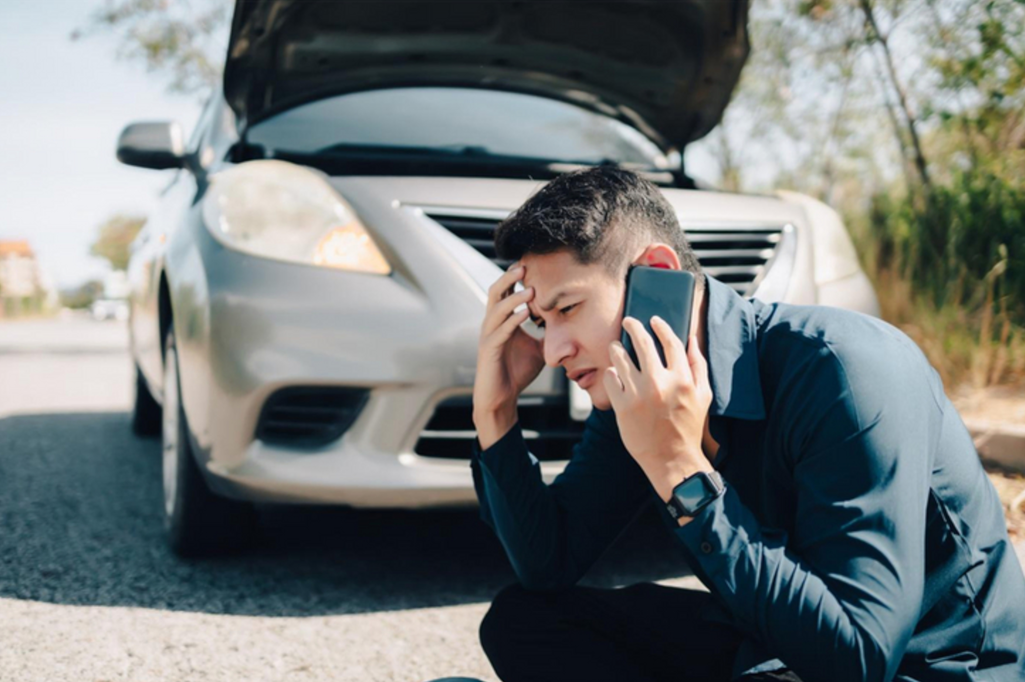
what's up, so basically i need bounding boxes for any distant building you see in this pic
[0,240,53,317]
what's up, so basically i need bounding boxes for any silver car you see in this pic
[118,0,879,555]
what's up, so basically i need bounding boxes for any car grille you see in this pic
[427,213,516,270]
[415,395,585,462]
[255,387,369,448]
[425,212,785,295]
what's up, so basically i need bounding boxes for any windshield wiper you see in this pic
[312,142,560,164]
[233,142,675,184]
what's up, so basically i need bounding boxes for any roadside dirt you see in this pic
[986,470,1025,542]
[951,384,1025,425]
[951,385,1025,543]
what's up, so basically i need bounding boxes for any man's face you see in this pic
[520,249,626,411]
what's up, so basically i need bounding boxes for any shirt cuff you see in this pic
[471,421,540,529]
[471,421,539,478]
[672,483,761,633]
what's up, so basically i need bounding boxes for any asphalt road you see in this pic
[0,316,700,682]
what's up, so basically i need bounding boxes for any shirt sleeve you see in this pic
[675,338,934,682]
[470,408,653,591]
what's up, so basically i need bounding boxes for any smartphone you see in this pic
[620,266,696,370]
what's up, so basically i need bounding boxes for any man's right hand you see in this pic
[473,264,545,449]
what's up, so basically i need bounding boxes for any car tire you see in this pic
[162,328,256,557]
[131,364,162,437]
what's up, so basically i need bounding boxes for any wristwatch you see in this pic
[666,470,726,520]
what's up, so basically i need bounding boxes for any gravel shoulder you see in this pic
[0,318,696,682]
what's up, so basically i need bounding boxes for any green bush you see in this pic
[857,170,1025,388]
[868,170,1025,323]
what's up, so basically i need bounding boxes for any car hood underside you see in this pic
[224,0,750,148]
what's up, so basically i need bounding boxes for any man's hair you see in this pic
[494,166,703,286]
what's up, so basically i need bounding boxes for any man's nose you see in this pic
[542,327,574,368]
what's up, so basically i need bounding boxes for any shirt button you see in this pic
[700,542,713,554]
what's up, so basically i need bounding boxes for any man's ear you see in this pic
[633,243,681,270]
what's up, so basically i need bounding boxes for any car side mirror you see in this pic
[116,121,186,170]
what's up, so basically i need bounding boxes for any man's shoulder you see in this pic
[754,301,945,415]
[756,300,902,352]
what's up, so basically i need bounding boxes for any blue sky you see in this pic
[0,0,722,290]
[0,0,201,288]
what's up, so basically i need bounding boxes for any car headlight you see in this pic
[201,160,391,275]
[776,190,860,286]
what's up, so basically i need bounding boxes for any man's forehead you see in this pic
[518,253,614,317]
[520,251,593,286]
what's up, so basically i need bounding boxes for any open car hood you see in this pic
[224,0,750,149]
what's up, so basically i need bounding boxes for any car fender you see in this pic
[775,190,880,316]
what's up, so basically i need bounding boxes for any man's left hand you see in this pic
[603,315,715,505]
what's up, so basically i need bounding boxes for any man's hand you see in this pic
[473,264,546,449]
[603,315,714,507]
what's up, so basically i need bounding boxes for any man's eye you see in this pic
[532,304,575,329]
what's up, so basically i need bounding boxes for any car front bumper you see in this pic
[172,194,570,508]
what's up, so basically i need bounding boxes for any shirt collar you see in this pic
[704,276,766,421]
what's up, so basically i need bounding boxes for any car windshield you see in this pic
[246,87,672,169]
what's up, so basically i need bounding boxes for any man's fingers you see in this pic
[687,334,708,390]
[607,341,636,394]
[651,316,685,372]
[483,286,533,336]
[487,306,531,348]
[487,264,524,307]
[623,316,660,374]
[602,367,625,404]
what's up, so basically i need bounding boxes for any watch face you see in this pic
[673,475,714,514]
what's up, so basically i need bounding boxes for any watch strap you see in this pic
[666,470,725,520]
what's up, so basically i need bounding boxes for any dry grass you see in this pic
[872,266,1025,391]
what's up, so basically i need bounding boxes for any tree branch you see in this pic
[859,0,932,190]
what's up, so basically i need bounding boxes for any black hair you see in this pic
[494,166,703,286]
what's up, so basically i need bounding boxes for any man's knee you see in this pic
[479,583,527,656]
[479,583,555,664]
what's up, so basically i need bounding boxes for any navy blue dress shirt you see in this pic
[471,275,1025,681]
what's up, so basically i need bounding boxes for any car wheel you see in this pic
[162,328,256,556]
[131,364,162,436]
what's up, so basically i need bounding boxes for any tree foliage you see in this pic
[60,280,106,310]
[72,0,230,98]
[713,0,1025,385]
[91,215,146,272]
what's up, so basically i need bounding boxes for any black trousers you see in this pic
[479,583,802,682]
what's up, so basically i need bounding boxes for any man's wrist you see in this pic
[651,456,716,527]
[650,454,714,504]
[473,404,518,451]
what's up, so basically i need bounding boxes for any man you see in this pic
[469,167,1025,681]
